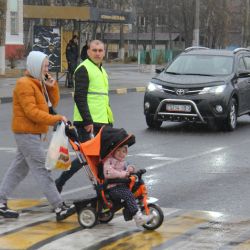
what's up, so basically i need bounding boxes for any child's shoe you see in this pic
[0,202,19,218]
[133,210,154,227]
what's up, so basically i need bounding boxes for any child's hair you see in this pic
[118,145,128,152]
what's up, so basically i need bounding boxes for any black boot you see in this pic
[55,158,83,193]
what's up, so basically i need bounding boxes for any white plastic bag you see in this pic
[45,122,71,171]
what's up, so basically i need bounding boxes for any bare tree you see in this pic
[241,0,250,47]
[201,0,229,48]
[0,0,6,46]
[177,0,196,47]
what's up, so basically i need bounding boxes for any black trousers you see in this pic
[108,185,138,217]
[67,61,77,86]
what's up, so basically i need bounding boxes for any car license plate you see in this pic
[166,104,191,112]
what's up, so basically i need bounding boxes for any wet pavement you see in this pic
[2,199,250,249]
[2,63,250,249]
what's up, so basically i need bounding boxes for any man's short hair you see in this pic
[89,40,104,48]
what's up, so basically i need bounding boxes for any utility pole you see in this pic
[192,0,200,46]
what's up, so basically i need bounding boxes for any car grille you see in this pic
[162,85,203,96]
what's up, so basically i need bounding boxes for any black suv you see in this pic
[144,47,250,131]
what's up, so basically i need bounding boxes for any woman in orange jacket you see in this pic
[0,51,75,221]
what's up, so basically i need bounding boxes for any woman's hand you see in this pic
[44,73,56,87]
[61,116,68,122]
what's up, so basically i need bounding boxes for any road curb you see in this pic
[0,87,146,104]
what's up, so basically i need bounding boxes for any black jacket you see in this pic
[80,45,88,61]
[66,40,78,63]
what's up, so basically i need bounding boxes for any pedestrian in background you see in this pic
[0,51,75,221]
[55,40,114,193]
[80,40,89,61]
[66,35,79,88]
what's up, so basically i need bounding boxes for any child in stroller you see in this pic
[65,123,164,230]
[103,144,154,227]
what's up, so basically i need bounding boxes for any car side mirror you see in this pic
[155,67,165,74]
[237,69,250,78]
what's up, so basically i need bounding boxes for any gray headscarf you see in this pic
[26,51,47,80]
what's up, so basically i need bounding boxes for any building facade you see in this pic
[5,0,24,59]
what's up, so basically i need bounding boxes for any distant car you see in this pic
[144,47,250,131]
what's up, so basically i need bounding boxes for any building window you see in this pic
[157,16,166,26]
[138,16,145,27]
[10,11,18,35]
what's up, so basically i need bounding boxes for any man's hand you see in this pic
[84,124,93,133]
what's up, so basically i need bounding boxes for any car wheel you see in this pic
[145,115,162,129]
[223,98,237,131]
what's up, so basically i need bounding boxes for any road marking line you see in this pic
[93,211,209,250]
[0,214,80,250]
[136,153,163,157]
[31,208,181,250]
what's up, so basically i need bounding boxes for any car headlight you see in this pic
[199,85,226,95]
[147,82,163,92]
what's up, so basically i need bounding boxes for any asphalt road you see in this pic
[3,93,250,249]
[1,93,250,216]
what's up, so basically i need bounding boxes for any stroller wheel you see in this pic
[78,207,97,228]
[98,210,114,223]
[141,203,164,230]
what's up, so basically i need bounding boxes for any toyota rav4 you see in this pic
[144,47,250,131]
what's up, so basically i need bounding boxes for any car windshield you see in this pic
[166,54,234,76]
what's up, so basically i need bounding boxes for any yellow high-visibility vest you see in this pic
[73,59,114,124]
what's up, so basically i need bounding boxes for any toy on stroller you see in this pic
[65,124,164,230]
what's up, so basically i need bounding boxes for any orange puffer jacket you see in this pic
[12,76,63,134]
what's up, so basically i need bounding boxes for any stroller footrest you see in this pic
[73,197,97,213]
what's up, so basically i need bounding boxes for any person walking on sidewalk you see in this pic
[80,40,89,61]
[0,51,75,221]
[55,40,114,193]
[66,35,79,88]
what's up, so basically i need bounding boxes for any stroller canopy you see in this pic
[100,126,135,161]
[79,126,135,182]
[80,126,135,162]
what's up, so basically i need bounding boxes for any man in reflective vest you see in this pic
[55,40,114,192]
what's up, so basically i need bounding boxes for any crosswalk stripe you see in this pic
[96,211,208,250]
[0,215,80,250]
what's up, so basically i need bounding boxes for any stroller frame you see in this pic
[66,125,164,230]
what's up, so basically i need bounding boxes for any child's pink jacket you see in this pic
[103,156,129,188]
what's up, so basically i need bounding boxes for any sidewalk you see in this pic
[0,63,155,103]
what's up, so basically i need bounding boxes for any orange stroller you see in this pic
[65,124,164,230]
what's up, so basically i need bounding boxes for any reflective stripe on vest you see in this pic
[87,91,108,95]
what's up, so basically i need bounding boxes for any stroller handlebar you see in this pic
[134,169,146,179]
[104,169,147,188]
[64,122,80,143]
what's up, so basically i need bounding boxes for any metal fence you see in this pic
[138,49,182,65]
